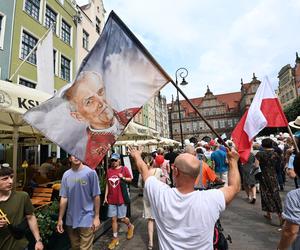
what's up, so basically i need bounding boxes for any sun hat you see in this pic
[289,116,300,129]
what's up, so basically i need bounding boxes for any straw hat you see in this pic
[289,116,300,129]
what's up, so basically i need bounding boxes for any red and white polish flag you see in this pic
[231,77,288,163]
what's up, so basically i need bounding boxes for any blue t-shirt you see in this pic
[211,149,228,173]
[282,189,300,225]
[60,166,100,228]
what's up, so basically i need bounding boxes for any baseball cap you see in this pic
[110,153,120,160]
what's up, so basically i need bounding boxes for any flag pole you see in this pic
[9,24,54,82]
[170,80,229,148]
[110,12,227,148]
[277,97,299,153]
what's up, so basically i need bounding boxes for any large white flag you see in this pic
[37,31,54,94]
[25,11,171,169]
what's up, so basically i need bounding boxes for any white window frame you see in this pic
[19,27,39,66]
[44,4,58,35]
[23,0,42,23]
[60,18,72,47]
[0,12,6,50]
[53,48,58,76]
[82,29,89,50]
[17,75,37,88]
[60,53,72,82]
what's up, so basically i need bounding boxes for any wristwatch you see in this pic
[36,238,43,243]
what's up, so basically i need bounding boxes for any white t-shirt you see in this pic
[144,176,226,250]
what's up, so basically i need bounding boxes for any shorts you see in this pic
[108,204,127,218]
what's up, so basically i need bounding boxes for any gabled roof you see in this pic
[168,91,242,115]
[216,92,241,109]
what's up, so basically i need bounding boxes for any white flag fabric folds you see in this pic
[24,11,171,168]
[36,30,54,94]
[232,77,288,163]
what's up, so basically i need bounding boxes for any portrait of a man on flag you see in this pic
[24,11,170,168]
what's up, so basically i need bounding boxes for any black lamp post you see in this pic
[175,67,188,149]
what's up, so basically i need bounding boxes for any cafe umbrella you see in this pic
[0,80,51,183]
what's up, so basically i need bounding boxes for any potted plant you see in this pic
[27,201,70,250]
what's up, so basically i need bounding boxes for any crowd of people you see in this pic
[1,115,300,250]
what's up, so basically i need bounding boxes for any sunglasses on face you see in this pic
[110,159,118,162]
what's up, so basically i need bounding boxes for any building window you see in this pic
[45,6,57,32]
[61,55,70,81]
[213,120,218,129]
[228,119,233,127]
[19,78,36,88]
[220,120,225,128]
[53,50,56,74]
[96,17,100,34]
[21,31,38,64]
[0,14,5,48]
[24,0,40,20]
[61,20,71,45]
[83,30,89,50]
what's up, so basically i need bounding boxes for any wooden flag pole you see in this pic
[170,80,229,149]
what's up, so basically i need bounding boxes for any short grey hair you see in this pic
[64,71,104,112]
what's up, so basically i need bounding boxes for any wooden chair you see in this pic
[30,187,53,207]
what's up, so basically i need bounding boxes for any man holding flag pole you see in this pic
[21,8,243,249]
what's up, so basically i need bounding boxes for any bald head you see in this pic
[184,145,196,155]
[174,153,200,179]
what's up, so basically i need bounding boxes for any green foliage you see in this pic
[284,97,300,122]
[35,200,59,244]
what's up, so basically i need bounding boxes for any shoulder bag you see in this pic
[120,166,131,204]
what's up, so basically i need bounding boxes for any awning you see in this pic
[0,80,51,181]
[119,121,159,140]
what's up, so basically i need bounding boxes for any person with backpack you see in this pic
[129,146,240,250]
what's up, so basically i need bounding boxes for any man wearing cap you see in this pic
[56,155,100,250]
[104,153,134,250]
[278,117,300,250]
[64,71,139,168]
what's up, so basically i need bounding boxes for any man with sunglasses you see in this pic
[129,146,240,250]
[0,164,44,250]
[104,153,134,250]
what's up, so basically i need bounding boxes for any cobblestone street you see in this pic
[94,181,293,250]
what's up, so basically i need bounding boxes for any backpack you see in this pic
[213,220,230,250]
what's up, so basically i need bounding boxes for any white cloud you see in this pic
[78,0,300,101]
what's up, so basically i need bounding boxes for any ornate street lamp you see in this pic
[175,67,188,148]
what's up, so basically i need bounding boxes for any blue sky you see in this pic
[77,0,300,102]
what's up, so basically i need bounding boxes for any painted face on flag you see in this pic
[65,71,114,129]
